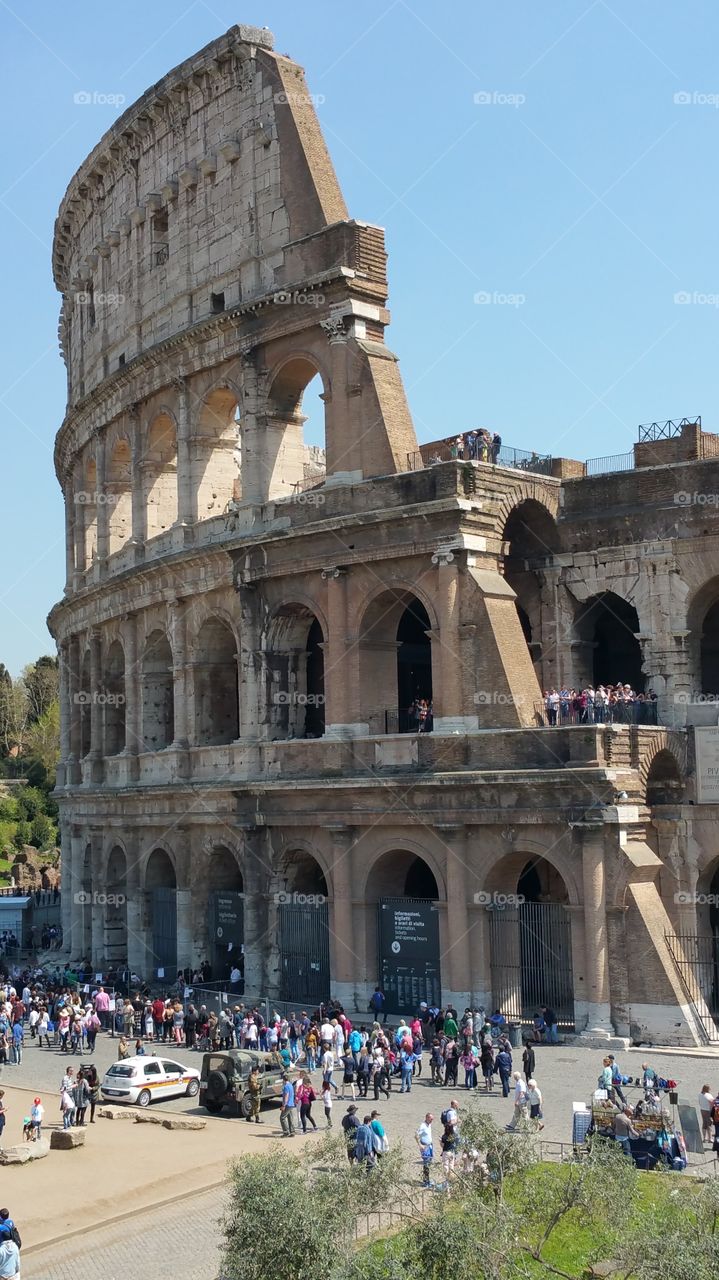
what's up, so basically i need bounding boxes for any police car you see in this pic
[101,1055,201,1107]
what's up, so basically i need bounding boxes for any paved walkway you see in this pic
[24,1185,225,1280]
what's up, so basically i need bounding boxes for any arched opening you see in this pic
[487,853,574,1030]
[207,846,244,986]
[194,617,239,745]
[369,850,441,1014]
[141,630,174,751]
[276,848,330,1003]
[107,438,132,555]
[194,388,241,522]
[266,359,327,502]
[700,599,719,695]
[573,592,644,692]
[502,500,559,678]
[359,590,435,734]
[105,846,128,964]
[646,750,684,806]
[83,457,97,568]
[144,414,178,539]
[146,848,177,976]
[266,604,325,739]
[103,640,126,756]
[79,650,91,757]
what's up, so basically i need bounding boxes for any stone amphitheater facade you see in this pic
[49,24,719,1044]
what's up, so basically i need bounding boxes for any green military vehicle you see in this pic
[199,1048,285,1117]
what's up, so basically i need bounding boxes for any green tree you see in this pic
[13,820,31,849]
[29,813,55,851]
[23,656,59,724]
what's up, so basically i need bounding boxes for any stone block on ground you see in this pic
[161,1116,207,1130]
[0,1139,50,1164]
[50,1127,87,1149]
[133,1111,165,1124]
[98,1106,136,1119]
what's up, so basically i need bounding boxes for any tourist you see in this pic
[608,1054,628,1106]
[542,1006,558,1044]
[506,1072,528,1130]
[461,1045,477,1090]
[86,1065,100,1123]
[480,1039,495,1092]
[30,1097,43,1140]
[370,1109,388,1157]
[117,1035,130,1060]
[10,1021,22,1066]
[399,1044,416,1094]
[341,1104,360,1162]
[440,1120,458,1180]
[527,1078,544,1130]
[297,1075,318,1133]
[495,1043,513,1098]
[322,1080,333,1127]
[279,1074,296,1137]
[416,1112,434,1185]
[699,1085,714,1142]
[340,1049,357,1101]
[599,1056,614,1097]
[0,1093,5,1144]
[0,1235,19,1279]
[60,1084,75,1130]
[614,1106,639,1157]
[522,1039,536,1083]
[73,1071,90,1126]
[354,1114,376,1171]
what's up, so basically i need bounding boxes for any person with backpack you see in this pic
[0,1236,19,1278]
[0,1211,20,1250]
[369,987,387,1025]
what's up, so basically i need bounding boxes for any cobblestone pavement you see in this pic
[24,1184,226,1280]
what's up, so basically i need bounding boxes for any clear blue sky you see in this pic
[1,1,718,673]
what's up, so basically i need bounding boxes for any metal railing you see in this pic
[637,416,700,442]
[406,439,553,476]
[664,934,719,1044]
[585,451,634,475]
[535,699,659,727]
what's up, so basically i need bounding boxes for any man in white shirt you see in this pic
[415,1112,434,1185]
[320,1019,334,1044]
[506,1072,528,1130]
[332,1020,345,1059]
[321,1046,337,1093]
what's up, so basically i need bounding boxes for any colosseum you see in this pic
[49,23,719,1045]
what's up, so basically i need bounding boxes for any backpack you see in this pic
[10,1227,21,1250]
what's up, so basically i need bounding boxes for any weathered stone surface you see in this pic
[133,1112,165,1124]
[160,1116,207,1131]
[50,1127,87,1149]
[0,1139,50,1163]
[98,1106,136,1120]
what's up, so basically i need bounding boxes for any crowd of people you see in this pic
[427,430,502,465]
[542,684,658,726]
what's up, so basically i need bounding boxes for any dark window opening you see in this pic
[404,857,439,899]
[397,601,433,711]
[211,291,225,314]
[118,353,126,368]
[152,209,169,267]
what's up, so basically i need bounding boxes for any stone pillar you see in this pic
[322,567,367,738]
[69,827,85,960]
[94,433,109,570]
[64,480,75,593]
[125,837,147,977]
[121,613,140,771]
[90,831,105,967]
[241,825,271,996]
[88,629,104,783]
[57,641,70,788]
[174,376,195,538]
[129,406,146,563]
[320,316,362,482]
[580,823,614,1037]
[432,549,476,732]
[59,815,71,951]
[168,597,191,775]
[238,347,266,506]
[328,826,356,1006]
[237,584,263,741]
[72,458,85,588]
[437,825,472,1007]
[66,635,82,785]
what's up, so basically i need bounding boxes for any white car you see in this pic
[101,1055,201,1107]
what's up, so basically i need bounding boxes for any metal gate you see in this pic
[489,901,574,1029]
[278,901,330,1005]
[151,887,177,977]
[664,933,719,1042]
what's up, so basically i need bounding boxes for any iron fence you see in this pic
[534,699,659,727]
[637,416,700,442]
[664,934,719,1043]
[405,440,552,475]
[585,451,634,475]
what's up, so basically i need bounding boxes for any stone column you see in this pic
[437,824,472,1006]
[89,629,104,783]
[320,316,362,481]
[237,584,263,741]
[72,459,85,588]
[59,815,71,951]
[322,567,367,738]
[238,347,266,506]
[129,406,146,563]
[432,549,475,732]
[94,433,109,570]
[328,826,357,1007]
[241,825,271,996]
[121,613,141,770]
[174,375,195,539]
[66,635,82,785]
[168,597,191,776]
[56,641,70,788]
[125,835,147,977]
[580,823,614,1037]
[90,831,105,967]
[64,479,75,593]
[175,831,193,971]
[69,827,86,960]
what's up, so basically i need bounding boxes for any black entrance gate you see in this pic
[278,901,330,1004]
[489,901,574,1029]
[209,891,244,984]
[151,887,177,977]
[378,898,441,1015]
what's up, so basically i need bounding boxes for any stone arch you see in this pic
[361,841,446,904]
[104,844,128,963]
[205,843,245,982]
[194,385,241,521]
[502,498,560,677]
[102,638,126,756]
[493,484,561,539]
[141,628,174,750]
[645,748,685,806]
[264,601,326,739]
[687,577,719,695]
[482,841,581,907]
[144,411,178,538]
[263,354,329,500]
[107,436,132,554]
[194,615,239,744]
[572,591,644,693]
[145,845,177,976]
[275,845,329,896]
[357,584,439,733]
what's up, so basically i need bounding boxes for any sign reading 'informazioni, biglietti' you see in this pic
[378,898,441,1014]
[695,726,719,802]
